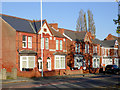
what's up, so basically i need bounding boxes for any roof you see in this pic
[0,14,35,33]
[64,29,87,41]
[53,52,66,55]
[31,20,45,33]
[91,38,102,44]
[1,14,65,38]
[101,40,116,47]
[49,26,65,38]
[19,50,37,54]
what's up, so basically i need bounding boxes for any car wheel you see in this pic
[115,71,119,75]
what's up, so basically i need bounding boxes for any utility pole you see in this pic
[41,0,43,77]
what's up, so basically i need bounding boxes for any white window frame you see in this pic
[45,38,49,49]
[75,43,77,53]
[78,44,80,53]
[60,40,62,50]
[56,40,59,50]
[28,36,32,48]
[22,35,27,48]
[20,56,35,71]
[92,58,100,68]
[41,37,44,49]
[54,55,65,69]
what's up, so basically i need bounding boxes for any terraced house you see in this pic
[1,14,120,77]
[1,14,68,77]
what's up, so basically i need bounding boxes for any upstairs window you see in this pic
[22,35,27,48]
[45,38,49,49]
[60,40,62,50]
[85,44,89,53]
[78,44,80,53]
[56,40,59,50]
[75,43,77,53]
[41,38,44,49]
[28,36,32,48]
[93,46,97,53]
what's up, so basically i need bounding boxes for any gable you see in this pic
[84,32,92,43]
[38,22,52,36]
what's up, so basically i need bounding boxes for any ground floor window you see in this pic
[20,56,35,71]
[55,55,65,69]
[74,57,83,69]
[102,58,112,67]
[93,58,100,68]
[114,58,119,67]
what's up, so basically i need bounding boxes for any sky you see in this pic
[1,2,119,40]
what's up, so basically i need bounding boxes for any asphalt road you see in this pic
[2,74,120,89]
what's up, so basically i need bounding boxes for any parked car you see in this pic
[105,65,120,74]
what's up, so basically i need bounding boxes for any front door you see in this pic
[38,60,42,71]
[47,59,51,70]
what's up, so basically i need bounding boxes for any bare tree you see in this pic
[87,9,96,35]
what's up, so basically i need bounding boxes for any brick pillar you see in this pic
[2,68,6,80]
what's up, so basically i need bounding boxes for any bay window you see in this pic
[55,55,65,69]
[20,56,35,71]
[93,58,100,68]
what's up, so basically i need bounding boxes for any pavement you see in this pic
[1,73,102,84]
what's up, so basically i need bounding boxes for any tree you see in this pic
[87,9,96,35]
[76,9,86,31]
[76,9,96,35]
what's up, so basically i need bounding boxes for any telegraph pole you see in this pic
[41,0,43,77]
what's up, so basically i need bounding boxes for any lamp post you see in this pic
[41,0,43,77]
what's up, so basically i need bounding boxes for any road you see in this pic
[2,74,120,89]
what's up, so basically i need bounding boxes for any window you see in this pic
[108,49,110,56]
[85,44,89,53]
[55,55,65,69]
[20,56,35,71]
[75,43,77,53]
[114,49,118,56]
[22,35,27,48]
[56,40,59,50]
[45,38,49,49]
[28,36,32,48]
[78,44,80,53]
[38,60,42,71]
[60,40,62,50]
[105,49,106,56]
[93,46,97,53]
[22,35,32,48]
[41,38,44,49]
[93,58,100,68]
[102,48,104,55]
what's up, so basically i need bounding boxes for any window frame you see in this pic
[54,55,65,69]
[20,56,35,71]
[56,40,59,50]
[45,38,49,49]
[22,35,27,48]
[60,40,62,50]
[28,36,32,48]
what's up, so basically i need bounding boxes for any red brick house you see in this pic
[1,14,67,77]
[57,28,101,73]
[100,39,119,70]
